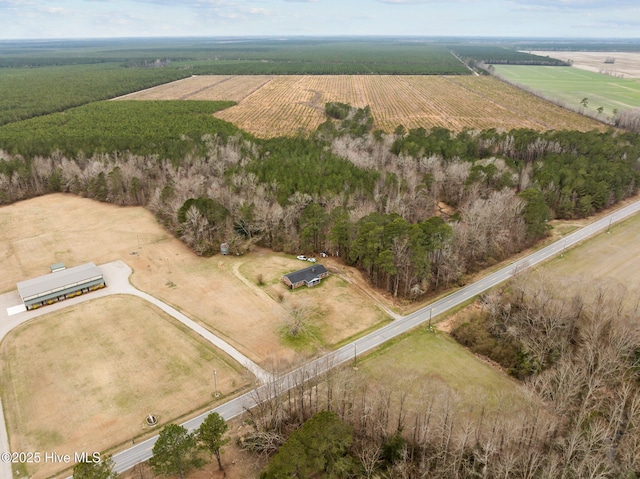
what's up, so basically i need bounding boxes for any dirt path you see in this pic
[322,258,402,320]
[229,259,290,319]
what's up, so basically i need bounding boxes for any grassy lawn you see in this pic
[0,295,248,479]
[238,251,390,356]
[542,211,640,296]
[0,194,395,376]
[359,327,531,423]
[493,65,640,118]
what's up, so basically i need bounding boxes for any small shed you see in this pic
[282,265,329,290]
[50,262,66,273]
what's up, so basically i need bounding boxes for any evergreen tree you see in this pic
[149,424,204,479]
[72,455,118,479]
[261,411,356,479]
[197,412,230,470]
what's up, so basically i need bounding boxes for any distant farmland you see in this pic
[120,75,603,137]
[492,65,640,119]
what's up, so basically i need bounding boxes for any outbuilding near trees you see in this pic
[282,265,329,290]
[16,262,106,310]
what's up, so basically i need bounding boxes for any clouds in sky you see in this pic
[0,0,637,39]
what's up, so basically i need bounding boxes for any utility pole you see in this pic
[213,369,220,397]
[353,344,358,370]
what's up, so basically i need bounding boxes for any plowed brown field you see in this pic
[120,75,603,137]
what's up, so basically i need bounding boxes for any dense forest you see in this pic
[1,103,639,299]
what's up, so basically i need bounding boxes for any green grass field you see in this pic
[493,65,640,118]
[359,327,531,422]
[543,211,640,297]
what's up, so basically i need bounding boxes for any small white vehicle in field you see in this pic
[307,257,317,263]
[297,255,307,261]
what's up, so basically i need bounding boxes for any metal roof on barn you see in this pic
[17,262,103,303]
[283,264,328,285]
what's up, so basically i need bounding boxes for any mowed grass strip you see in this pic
[493,65,640,118]
[1,295,248,479]
[359,327,531,421]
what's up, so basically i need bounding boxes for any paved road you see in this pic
[109,199,640,475]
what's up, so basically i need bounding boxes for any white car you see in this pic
[307,257,317,263]
[297,255,307,261]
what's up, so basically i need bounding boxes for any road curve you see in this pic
[0,262,273,479]
[109,198,640,475]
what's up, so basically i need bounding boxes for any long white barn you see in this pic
[16,262,106,310]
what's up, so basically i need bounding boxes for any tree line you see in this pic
[232,275,640,478]
[1,105,639,298]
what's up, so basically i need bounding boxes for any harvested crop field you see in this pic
[120,75,602,137]
[1,295,248,479]
[529,51,640,79]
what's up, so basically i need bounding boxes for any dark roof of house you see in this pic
[283,264,328,284]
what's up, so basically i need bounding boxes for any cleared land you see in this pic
[493,65,640,119]
[542,211,640,298]
[238,250,389,355]
[529,51,640,79]
[359,327,532,426]
[0,194,387,369]
[1,295,247,479]
[121,75,602,137]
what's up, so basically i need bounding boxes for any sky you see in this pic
[0,0,638,40]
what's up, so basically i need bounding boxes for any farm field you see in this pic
[528,51,640,79]
[542,211,640,299]
[358,327,533,426]
[0,295,248,479]
[122,75,602,137]
[0,194,389,370]
[492,65,640,119]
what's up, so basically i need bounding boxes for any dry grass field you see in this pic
[0,194,397,477]
[359,328,534,429]
[120,75,602,137]
[0,194,389,369]
[530,51,640,79]
[1,295,248,479]
[238,250,389,354]
[542,211,640,299]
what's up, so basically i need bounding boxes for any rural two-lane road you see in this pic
[108,198,640,475]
